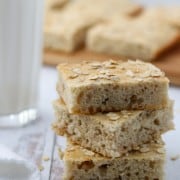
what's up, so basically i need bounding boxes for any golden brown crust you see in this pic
[152,33,180,60]
[57,60,169,114]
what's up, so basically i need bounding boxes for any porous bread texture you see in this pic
[57,60,169,114]
[86,19,180,61]
[52,99,173,158]
[63,140,165,180]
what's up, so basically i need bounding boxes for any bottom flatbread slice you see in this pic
[62,140,165,180]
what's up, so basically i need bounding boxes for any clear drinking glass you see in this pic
[0,0,44,127]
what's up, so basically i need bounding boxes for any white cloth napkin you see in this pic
[0,144,40,180]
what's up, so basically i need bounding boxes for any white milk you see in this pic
[0,1,44,126]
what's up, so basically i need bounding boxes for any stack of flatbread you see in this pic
[44,0,180,62]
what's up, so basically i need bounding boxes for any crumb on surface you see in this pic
[42,155,50,161]
[171,154,180,161]
[156,148,165,154]
[38,165,44,171]
[58,147,64,160]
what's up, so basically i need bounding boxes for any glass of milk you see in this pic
[0,1,44,127]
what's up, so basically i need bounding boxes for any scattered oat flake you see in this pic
[102,76,111,80]
[171,154,180,161]
[104,60,118,66]
[42,155,50,161]
[91,66,99,69]
[107,112,119,120]
[58,148,64,160]
[124,153,129,157]
[126,70,134,77]
[89,76,98,80]
[72,68,81,74]
[134,146,140,150]
[108,74,116,76]
[113,152,120,157]
[69,74,78,79]
[140,147,150,153]
[109,60,118,65]
[106,65,116,69]
[122,114,129,119]
[135,59,143,63]
[154,139,164,145]
[151,71,164,77]
[140,72,151,78]
[120,66,126,70]
[99,70,107,74]
[38,165,44,171]
[156,148,165,154]
[105,72,116,77]
[134,69,140,73]
[90,62,102,68]
[99,74,111,79]
[68,147,75,151]
[135,78,143,81]
[82,149,95,156]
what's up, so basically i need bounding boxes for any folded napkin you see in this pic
[0,144,40,180]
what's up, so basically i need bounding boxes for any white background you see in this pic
[135,0,180,6]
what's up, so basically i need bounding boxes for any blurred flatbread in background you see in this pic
[50,0,69,9]
[49,0,142,16]
[68,0,143,17]
[86,18,180,61]
[140,6,180,30]
[43,1,180,85]
[45,0,69,10]
[44,0,143,52]
[153,43,180,86]
[44,11,100,52]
